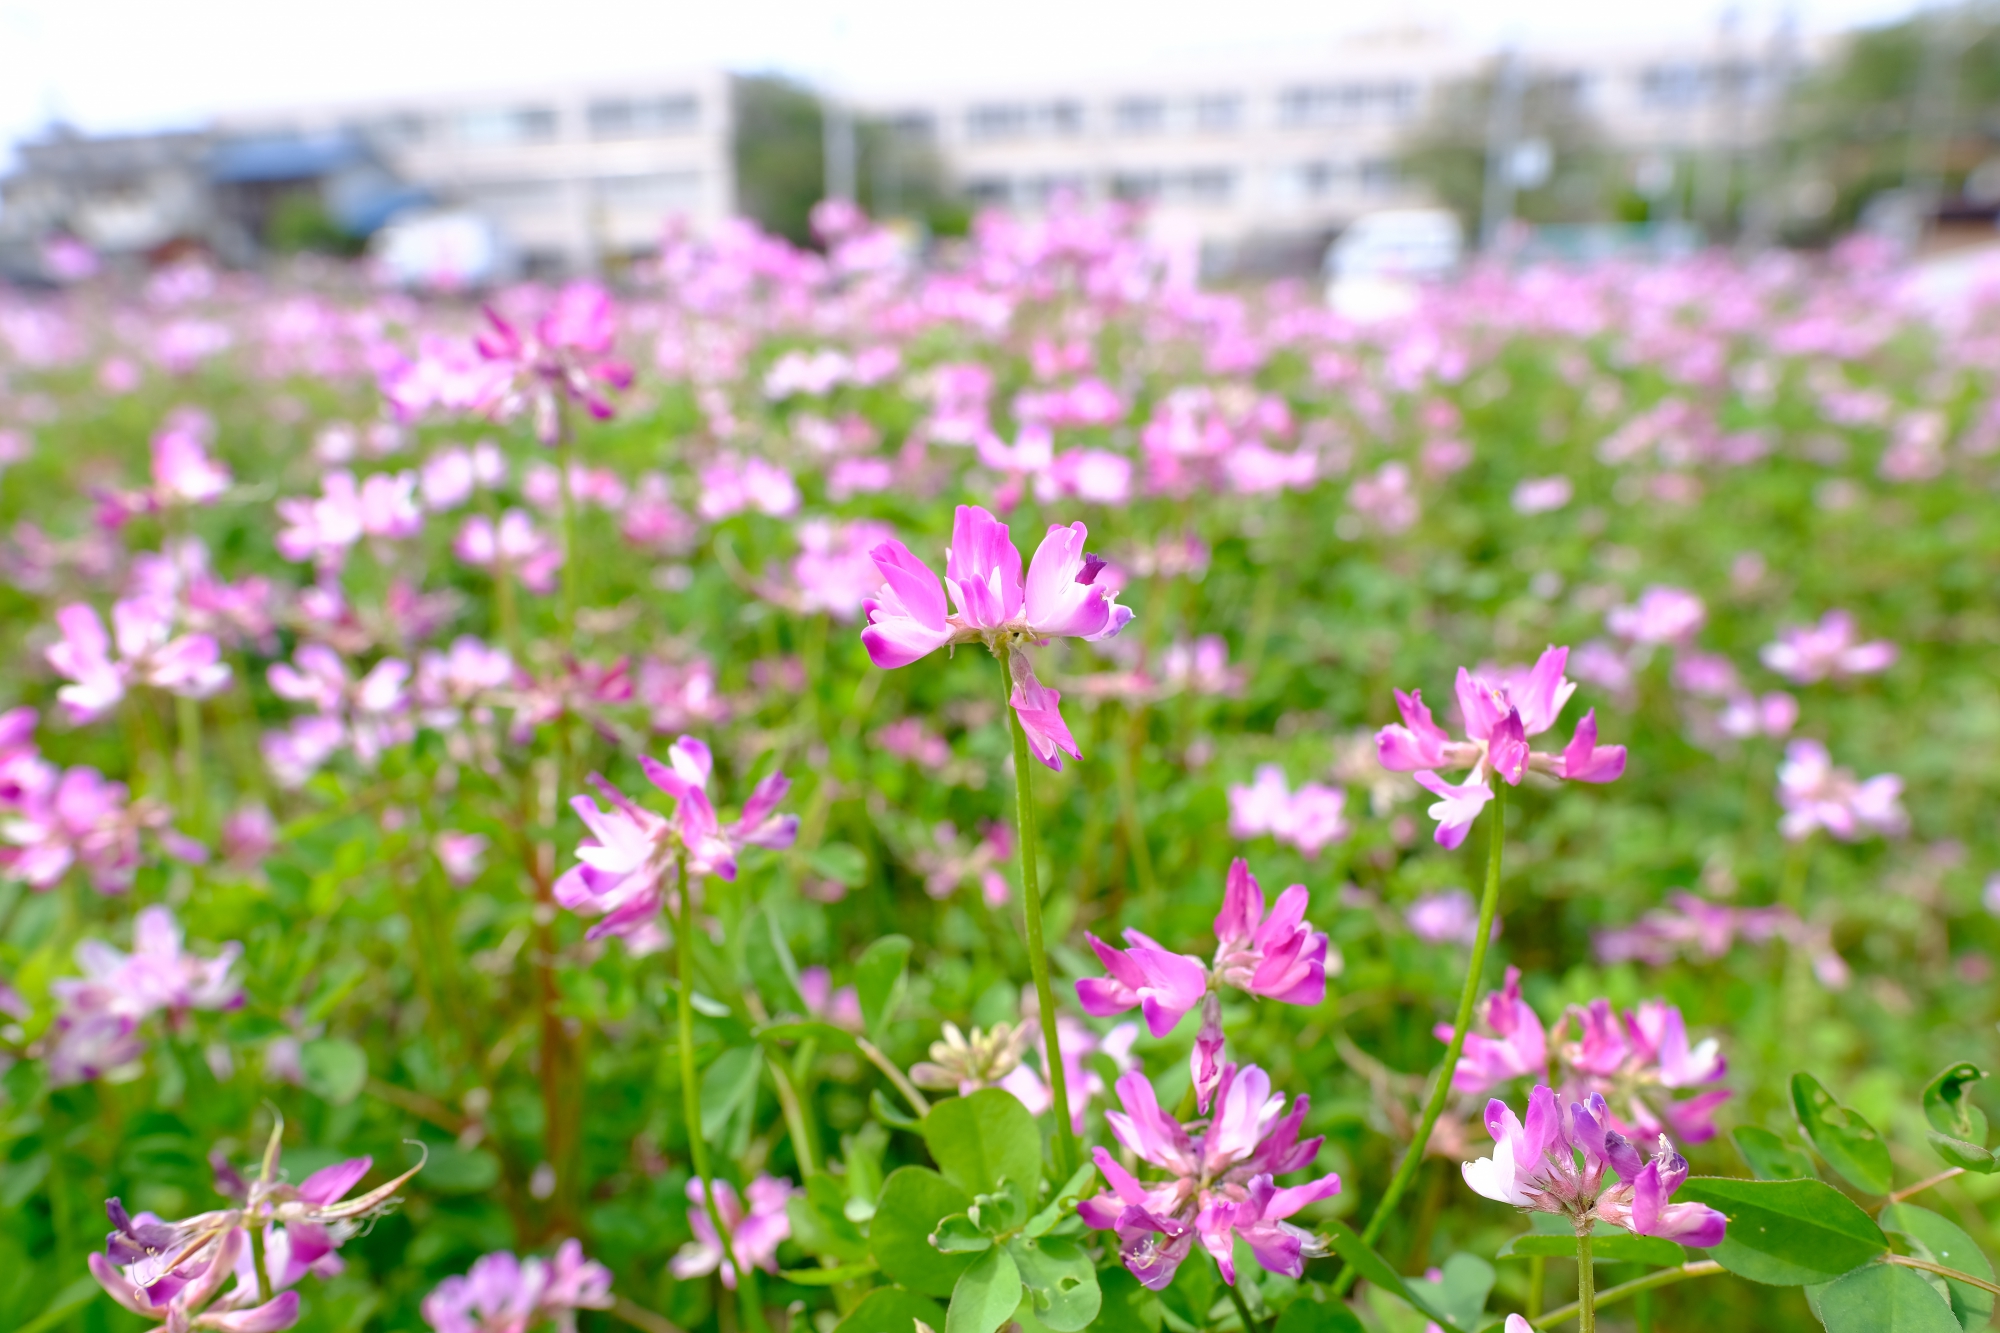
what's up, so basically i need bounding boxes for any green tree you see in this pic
[733,74,826,246]
[1397,62,1614,230]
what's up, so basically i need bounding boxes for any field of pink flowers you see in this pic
[2,203,1998,1333]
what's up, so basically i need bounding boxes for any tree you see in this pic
[1397,61,1614,231]
[733,75,827,246]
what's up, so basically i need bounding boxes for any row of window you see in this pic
[961,83,1422,141]
[963,159,1404,208]
[360,95,702,148]
[462,170,705,214]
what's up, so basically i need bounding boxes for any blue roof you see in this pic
[209,134,373,184]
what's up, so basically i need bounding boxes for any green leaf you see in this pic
[1815,1263,1964,1333]
[1793,1073,1894,1196]
[1273,1292,1366,1333]
[300,1037,367,1105]
[1093,1266,1165,1333]
[1321,1219,1457,1326]
[1160,1245,1217,1327]
[788,1177,871,1262]
[810,842,870,888]
[856,935,912,1035]
[1923,1064,1990,1144]
[1734,1126,1819,1182]
[1007,1235,1101,1332]
[755,1019,860,1052]
[832,1285,947,1333]
[843,1122,891,1219]
[1025,1161,1100,1238]
[945,1245,1023,1333]
[871,1166,976,1296]
[1928,1132,1998,1175]
[778,1260,879,1286]
[699,1046,763,1142]
[1404,1253,1493,1332]
[15,1276,101,1333]
[760,905,807,1012]
[934,1213,995,1253]
[872,1087,922,1131]
[1494,1233,1686,1266]
[922,1087,1044,1198]
[1880,1203,1996,1331]
[1676,1177,1887,1286]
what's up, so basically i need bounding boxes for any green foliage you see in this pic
[1734,1125,1820,1181]
[733,76,828,247]
[945,1244,1022,1333]
[1812,1263,1963,1332]
[921,1088,1042,1198]
[1677,1177,1887,1286]
[1880,1203,1996,1330]
[1793,1072,1895,1195]
[855,934,912,1035]
[870,1166,975,1296]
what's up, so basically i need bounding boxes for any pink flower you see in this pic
[1376,646,1624,847]
[1760,610,1898,684]
[435,832,489,885]
[1510,475,1573,515]
[1227,766,1349,856]
[422,1240,613,1333]
[275,471,366,568]
[790,518,897,621]
[698,454,800,520]
[1000,1015,1139,1132]
[556,737,796,941]
[797,966,864,1030]
[475,282,633,443]
[93,1226,301,1333]
[1405,888,1497,949]
[151,425,231,505]
[46,600,231,724]
[669,1177,794,1289]
[1435,966,1543,1094]
[1007,652,1081,771]
[1077,1064,1339,1289]
[1461,1086,1725,1248]
[1076,932,1209,1036]
[454,511,562,593]
[1554,998,1729,1144]
[1606,586,1705,646]
[1776,739,1906,842]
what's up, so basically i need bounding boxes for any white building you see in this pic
[865,26,1797,261]
[217,70,735,274]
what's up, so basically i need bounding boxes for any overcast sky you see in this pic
[0,0,1924,161]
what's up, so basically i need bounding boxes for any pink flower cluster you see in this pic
[46,598,231,724]
[45,905,242,1085]
[1079,1063,1341,1289]
[670,1176,794,1289]
[1594,891,1851,989]
[1776,739,1906,841]
[1463,1086,1725,1247]
[1079,859,1329,1110]
[1377,646,1625,848]
[860,504,1132,770]
[1227,766,1349,857]
[422,1240,613,1332]
[1761,610,1897,685]
[557,736,796,945]
[1441,969,1730,1145]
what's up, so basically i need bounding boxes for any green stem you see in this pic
[250,1217,273,1304]
[175,693,203,835]
[1111,704,1159,913]
[1225,1275,1264,1333]
[1352,782,1507,1260]
[1576,1227,1595,1333]
[998,649,1080,1180]
[1533,1261,1722,1327]
[1528,1254,1545,1320]
[557,416,578,651]
[677,862,766,1332]
[766,1050,818,1179]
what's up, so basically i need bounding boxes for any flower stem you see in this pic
[556,414,578,652]
[1354,781,1506,1255]
[1112,703,1159,913]
[1225,1276,1264,1333]
[250,1218,273,1305]
[676,861,765,1332]
[998,649,1080,1180]
[1576,1226,1595,1333]
[175,693,203,835]
[1533,1260,1722,1327]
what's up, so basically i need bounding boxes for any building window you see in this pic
[1278,82,1418,126]
[965,177,1010,204]
[1639,64,1708,108]
[596,171,702,210]
[467,178,566,214]
[587,95,699,138]
[887,111,936,141]
[965,101,1083,140]
[1113,97,1167,134]
[458,107,559,145]
[1359,158,1401,194]
[1110,168,1234,205]
[1194,94,1242,131]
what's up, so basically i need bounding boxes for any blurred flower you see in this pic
[1606,587,1705,646]
[1078,1064,1339,1288]
[910,1020,1034,1093]
[1227,766,1349,857]
[1000,1013,1139,1132]
[1760,610,1897,685]
[1436,965,1541,1093]
[454,510,563,594]
[46,599,230,724]
[435,832,489,885]
[475,282,633,443]
[423,1239,612,1332]
[1776,739,1906,841]
[1405,889,1498,949]
[796,966,863,1030]
[1510,475,1573,515]
[670,1177,794,1289]
[698,453,799,520]
[1555,998,1730,1145]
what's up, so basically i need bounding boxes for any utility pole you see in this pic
[1480,49,1527,252]
[823,94,857,204]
